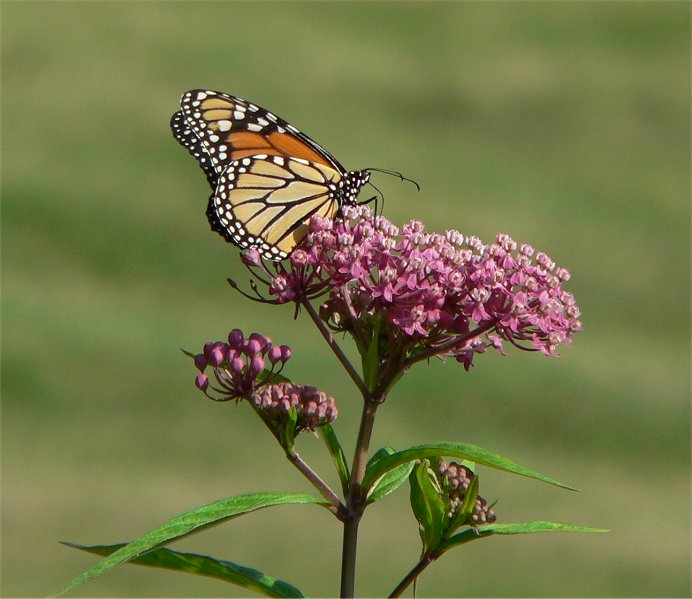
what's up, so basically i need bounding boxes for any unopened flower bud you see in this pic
[241,248,262,267]
[208,345,225,367]
[249,332,270,350]
[231,357,245,374]
[194,354,207,372]
[249,355,265,376]
[195,374,209,391]
[228,329,244,348]
[268,346,283,364]
[245,339,262,356]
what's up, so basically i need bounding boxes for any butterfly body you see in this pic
[171,90,370,259]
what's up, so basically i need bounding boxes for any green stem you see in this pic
[302,299,369,398]
[340,398,380,597]
[388,552,438,598]
[286,449,346,518]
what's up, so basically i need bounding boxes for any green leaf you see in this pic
[61,543,305,598]
[438,520,609,553]
[446,473,479,536]
[361,442,576,495]
[53,493,324,596]
[367,446,397,469]
[318,424,350,495]
[366,447,413,504]
[367,460,415,504]
[257,369,291,386]
[409,461,447,553]
[279,407,299,450]
[180,348,196,359]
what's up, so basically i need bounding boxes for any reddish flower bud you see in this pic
[268,346,283,364]
[241,248,262,267]
[195,374,209,391]
[228,329,244,348]
[245,339,262,356]
[230,357,245,374]
[249,332,270,350]
[249,355,265,376]
[194,354,207,372]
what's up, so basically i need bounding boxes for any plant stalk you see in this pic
[286,450,346,517]
[340,398,380,597]
[302,299,370,398]
[388,552,437,598]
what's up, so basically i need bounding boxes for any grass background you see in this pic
[2,1,689,597]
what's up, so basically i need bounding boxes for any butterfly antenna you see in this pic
[366,167,421,192]
[366,180,385,216]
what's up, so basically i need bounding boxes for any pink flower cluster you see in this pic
[437,460,496,526]
[251,382,338,432]
[242,206,582,369]
[194,329,291,402]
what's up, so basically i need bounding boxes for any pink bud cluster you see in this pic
[194,329,291,402]
[251,382,338,432]
[437,460,496,526]
[241,206,582,369]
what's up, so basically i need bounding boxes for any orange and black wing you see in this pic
[210,155,343,260]
[171,89,356,259]
[171,89,346,186]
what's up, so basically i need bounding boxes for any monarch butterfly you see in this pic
[171,89,371,260]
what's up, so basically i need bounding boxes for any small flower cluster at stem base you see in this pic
[193,329,291,402]
[251,382,338,433]
[437,460,496,526]
[239,206,582,372]
[192,329,337,435]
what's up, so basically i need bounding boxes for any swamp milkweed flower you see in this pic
[238,206,582,372]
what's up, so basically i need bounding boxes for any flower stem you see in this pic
[302,299,369,398]
[401,319,499,370]
[341,398,380,597]
[388,552,437,598]
[286,449,346,517]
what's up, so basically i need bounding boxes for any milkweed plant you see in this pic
[56,205,605,597]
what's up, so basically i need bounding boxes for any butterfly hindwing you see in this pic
[210,155,342,259]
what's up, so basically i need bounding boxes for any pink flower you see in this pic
[238,206,582,371]
[193,330,291,402]
[250,382,338,433]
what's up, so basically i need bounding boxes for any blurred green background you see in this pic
[2,2,689,597]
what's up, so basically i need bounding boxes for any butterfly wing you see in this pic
[210,154,343,259]
[172,89,371,259]
[173,89,347,177]
[170,110,218,189]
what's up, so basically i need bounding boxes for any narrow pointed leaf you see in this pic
[438,520,609,553]
[53,493,324,596]
[318,424,349,494]
[257,369,291,386]
[62,543,305,598]
[409,461,447,553]
[367,460,415,503]
[362,442,576,494]
[446,473,479,536]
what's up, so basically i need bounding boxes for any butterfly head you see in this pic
[339,170,371,206]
